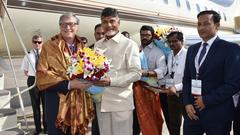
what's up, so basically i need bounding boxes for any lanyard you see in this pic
[170,55,176,79]
[195,46,208,79]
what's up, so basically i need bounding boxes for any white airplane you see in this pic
[0,0,239,134]
[0,0,240,56]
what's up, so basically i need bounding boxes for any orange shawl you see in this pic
[36,34,94,135]
[133,81,164,135]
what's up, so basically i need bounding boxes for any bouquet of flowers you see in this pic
[65,47,110,102]
[66,47,110,81]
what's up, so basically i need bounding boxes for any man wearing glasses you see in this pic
[36,12,93,135]
[21,35,47,135]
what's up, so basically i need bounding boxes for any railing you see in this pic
[0,0,39,133]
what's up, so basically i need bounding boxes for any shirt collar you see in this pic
[145,41,154,49]
[201,35,217,47]
[103,32,121,44]
[170,46,184,58]
[175,47,184,57]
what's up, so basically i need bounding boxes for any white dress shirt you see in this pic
[94,32,141,112]
[195,35,217,75]
[167,47,187,91]
[143,42,167,86]
[21,49,39,76]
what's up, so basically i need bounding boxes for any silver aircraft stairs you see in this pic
[0,73,24,134]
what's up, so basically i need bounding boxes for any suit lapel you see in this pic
[199,37,220,75]
[190,43,201,78]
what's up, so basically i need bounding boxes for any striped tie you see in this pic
[198,43,208,65]
[70,45,75,54]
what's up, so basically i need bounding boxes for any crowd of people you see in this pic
[21,7,240,135]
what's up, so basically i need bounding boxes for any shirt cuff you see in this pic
[68,81,71,90]
[174,83,183,91]
[154,69,165,79]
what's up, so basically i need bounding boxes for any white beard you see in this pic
[105,30,117,37]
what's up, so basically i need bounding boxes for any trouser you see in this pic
[27,76,47,133]
[133,97,140,135]
[45,91,71,135]
[160,93,170,131]
[183,114,232,135]
[92,102,100,135]
[167,93,185,135]
[96,103,133,135]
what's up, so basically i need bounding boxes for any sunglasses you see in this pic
[33,41,42,44]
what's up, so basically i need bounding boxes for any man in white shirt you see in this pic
[132,25,168,135]
[93,7,141,135]
[21,35,47,135]
[165,31,187,135]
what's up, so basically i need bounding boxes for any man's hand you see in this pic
[70,79,92,90]
[141,70,148,77]
[166,86,177,96]
[194,96,205,111]
[185,104,199,120]
[93,77,110,87]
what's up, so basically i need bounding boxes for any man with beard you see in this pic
[133,25,167,135]
[93,7,141,135]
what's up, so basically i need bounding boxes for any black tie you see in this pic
[35,49,39,69]
[198,43,208,65]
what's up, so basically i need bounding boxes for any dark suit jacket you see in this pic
[183,37,240,123]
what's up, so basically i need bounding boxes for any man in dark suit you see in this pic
[183,10,240,135]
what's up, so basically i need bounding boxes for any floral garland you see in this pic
[152,26,181,57]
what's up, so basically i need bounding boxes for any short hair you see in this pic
[94,23,102,31]
[101,7,119,18]
[140,25,154,36]
[32,35,42,42]
[166,31,184,42]
[59,12,79,25]
[197,10,221,24]
[80,37,88,43]
[121,31,130,37]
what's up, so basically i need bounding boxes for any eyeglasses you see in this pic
[60,22,78,28]
[33,41,42,44]
[140,34,152,38]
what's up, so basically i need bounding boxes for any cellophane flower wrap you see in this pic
[66,47,110,81]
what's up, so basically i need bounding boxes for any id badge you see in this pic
[165,79,174,88]
[191,80,202,96]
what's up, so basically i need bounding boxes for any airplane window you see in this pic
[164,0,168,4]
[204,6,207,10]
[196,3,200,12]
[176,0,181,7]
[186,0,191,11]
[223,12,227,21]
